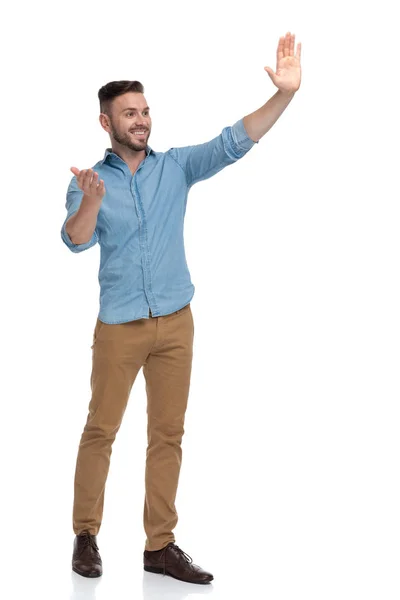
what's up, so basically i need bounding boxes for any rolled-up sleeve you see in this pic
[61,177,99,253]
[168,117,258,188]
[230,118,258,154]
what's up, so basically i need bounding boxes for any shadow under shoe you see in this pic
[72,531,103,578]
[143,542,213,584]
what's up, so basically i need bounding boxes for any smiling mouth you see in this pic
[131,130,147,137]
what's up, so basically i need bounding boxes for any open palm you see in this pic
[264,32,302,93]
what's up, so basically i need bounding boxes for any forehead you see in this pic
[114,92,148,112]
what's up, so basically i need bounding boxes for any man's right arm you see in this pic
[65,196,102,244]
[61,169,105,253]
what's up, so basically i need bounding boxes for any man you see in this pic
[62,32,302,584]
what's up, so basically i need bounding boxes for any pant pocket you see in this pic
[91,318,104,349]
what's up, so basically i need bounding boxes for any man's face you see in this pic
[104,92,152,152]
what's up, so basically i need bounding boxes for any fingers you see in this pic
[89,171,98,194]
[73,168,104,196]
[284,32,291,56]
[277,36,284,62]
[277,32,297,61]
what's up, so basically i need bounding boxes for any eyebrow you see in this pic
[123,106,150,113]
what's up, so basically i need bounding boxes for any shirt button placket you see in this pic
[131,171,155,314]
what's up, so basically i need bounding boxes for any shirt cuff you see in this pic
[61,213,99,253]
[231,118,259,151]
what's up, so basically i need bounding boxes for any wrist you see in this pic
[277,88,296,99]
[82,194,103,205]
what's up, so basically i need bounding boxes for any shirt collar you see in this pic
[101,144,153,165]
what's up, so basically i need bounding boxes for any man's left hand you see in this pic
[264,32,302,94]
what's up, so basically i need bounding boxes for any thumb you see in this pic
[264,66,277,83]
[70,166,80,176]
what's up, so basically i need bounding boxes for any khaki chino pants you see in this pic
[72,303,194,551]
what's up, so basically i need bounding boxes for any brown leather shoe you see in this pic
[72,531,103,578]
[143,543,213,584]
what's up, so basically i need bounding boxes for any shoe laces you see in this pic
[78,531,99,554]
[159,543,193,575]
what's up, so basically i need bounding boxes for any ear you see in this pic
[99,113,111,132]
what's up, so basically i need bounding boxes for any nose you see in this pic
[136,119,148,129]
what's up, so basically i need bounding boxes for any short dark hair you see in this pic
[98,80,145,117]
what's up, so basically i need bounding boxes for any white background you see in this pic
[1,0,399,598]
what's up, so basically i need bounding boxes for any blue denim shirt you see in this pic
[61,118,257,324]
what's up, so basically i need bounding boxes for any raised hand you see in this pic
[70,167,106,202]
[264,32,302,94]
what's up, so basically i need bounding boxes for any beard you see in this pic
[110,121,150,152]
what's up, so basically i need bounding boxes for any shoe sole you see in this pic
[144,565,213,584]
[72,566,102,578]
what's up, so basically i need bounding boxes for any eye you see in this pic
[126,111,149,117]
